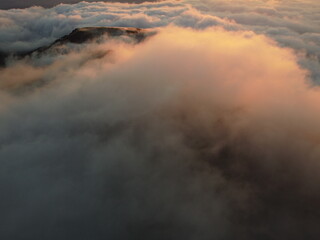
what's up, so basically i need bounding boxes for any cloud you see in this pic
[1,26,320,239]
[0,1,236,53]
[188,0,320,82]
[1,1,320,239]
[0,0,163,10]
[1,0,319,83]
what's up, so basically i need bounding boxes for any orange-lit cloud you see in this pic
[189,0,320,82]
[1,26,320,239]
[1,0,320,239]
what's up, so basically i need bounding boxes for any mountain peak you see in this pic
[57,27,147,44]
[0,27,152,67]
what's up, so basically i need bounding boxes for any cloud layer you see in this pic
[0,0,162,10]
[1,26,320,239]
[1,0,319,83]
[0,1,236,53]
[188,0,320,82]
[1,1,320,239]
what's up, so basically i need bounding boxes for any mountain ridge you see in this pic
[0,26,151,67]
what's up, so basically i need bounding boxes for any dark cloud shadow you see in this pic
[0,0,162,10]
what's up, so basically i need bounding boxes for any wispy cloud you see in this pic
[188,0,320,82]
[1,1,320,239]
[0,1,236,53]
[1,26,320,239]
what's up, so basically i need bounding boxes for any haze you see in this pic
[0,0,320,239]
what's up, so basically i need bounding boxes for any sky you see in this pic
[1,1,320,240]
[0,0,159,9]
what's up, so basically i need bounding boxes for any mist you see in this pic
[1,1,320,240]
[0,26,320,239]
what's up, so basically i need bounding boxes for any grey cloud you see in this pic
[0,1,236,54]
[1,26,320,239]
[1,1,320,240]
[188,0,320,82]
[0,0,162,10]
[2,0,320,84]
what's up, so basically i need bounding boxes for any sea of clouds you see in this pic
[1,1,320,240]
[1,0,319,81]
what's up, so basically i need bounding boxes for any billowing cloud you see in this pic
[1,1,320,239]
[0,0,163,10]
[1,26,320,239]
[188,0,320,82]
[0,1,236,53]
[1,0,319,83]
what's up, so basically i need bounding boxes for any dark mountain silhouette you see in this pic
[0,27,151,67]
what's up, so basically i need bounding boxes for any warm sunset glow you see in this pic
[1,1,320,239]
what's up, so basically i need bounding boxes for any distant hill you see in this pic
[0,27,151,67]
